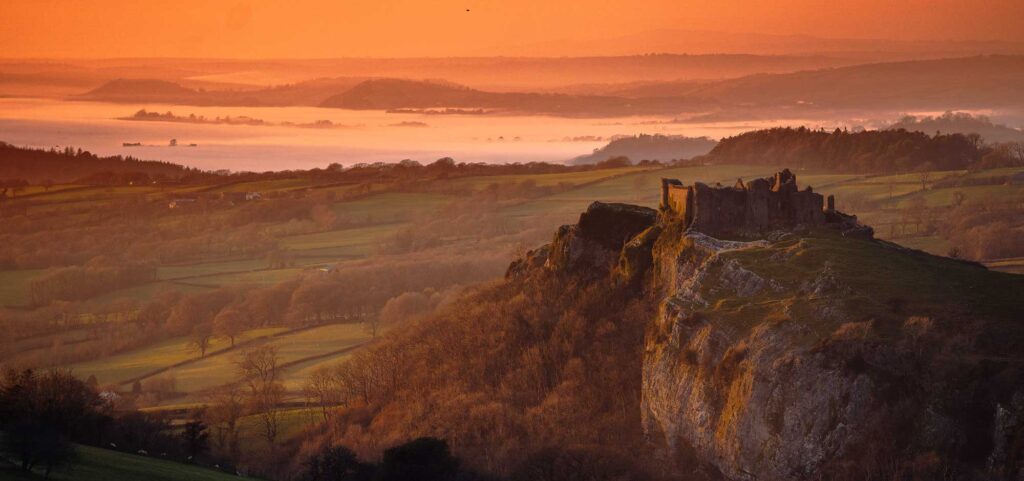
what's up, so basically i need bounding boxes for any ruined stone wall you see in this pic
[666,186,692,224]
[688,183,748,236]
[661,170,826,238]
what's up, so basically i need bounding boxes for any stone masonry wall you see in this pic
[660,169,825,238]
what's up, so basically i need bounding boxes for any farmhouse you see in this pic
[168,197,197,209]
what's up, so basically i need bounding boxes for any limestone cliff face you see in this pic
[515,200,1024,480]
[643,229,890,479]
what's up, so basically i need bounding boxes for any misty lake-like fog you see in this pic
[0,98,872,171]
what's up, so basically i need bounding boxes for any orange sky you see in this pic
[2,0,1023,58]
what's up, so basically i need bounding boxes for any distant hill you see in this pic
[74,56,1024,115]
[320,78,713,115]
[79,78,200,103]
[569,134,717,165]
[665,55,1024,110]
[509,28,1024,57]
[321,78,482,109]
[886,111,1024,144]
[587,56,1024,112]
[76,77,370,106]
[7,54,873,96]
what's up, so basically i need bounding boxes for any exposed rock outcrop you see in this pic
[545,201,657,275]
[509,172,1024,480]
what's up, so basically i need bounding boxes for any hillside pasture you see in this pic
[330,192,451,224]
[154,322,370,395]
[279,222,405,252]
[445,166,645,191]
[67,327,287,386]
[0,444,241,481]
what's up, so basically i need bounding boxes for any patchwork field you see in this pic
[4,163,1022,422]
[279,222,405,252]
[69,327,288,386]
[329,192,451,223]
[444,166,645,190]
[159,323,369,395]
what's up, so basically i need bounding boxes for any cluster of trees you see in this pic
[887,111,1024,144]
[2,253,503,370]
[935,194,1024,260]
[299,438,479,481]
[0,141,656,195]
[125,109,271,126]
[28,256,157,305]
[0,368,214,478]
[0,142,193,184]
[702,127,1014,173]
[286,267,656,479]
[570,134,717,165]
[0,197,279,270]
[320,78,710,116]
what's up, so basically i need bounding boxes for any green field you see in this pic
[157,259,269,280]
[0,444,241,481]
[330,192,451,223]
[889,183,1023,209]
[85,281,213,306]
[15,185,161,203]
[68,327,287,386]
[237,407,322,448]
[205,177,312,193]
[985,257,1024,274]
[279,222,405,252]
[8,162,1022,412]
[159,323,369,394]
[0,268,44,307]
[503,164,778,218]
[445,166,646,191]
[889,235,953,254]
[190,268,307,288]
[280,347,362,391]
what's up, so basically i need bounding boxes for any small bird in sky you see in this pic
[466,8,470,12]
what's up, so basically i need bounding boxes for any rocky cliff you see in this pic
[511,198,1024,480]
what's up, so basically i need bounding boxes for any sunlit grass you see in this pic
[67,328,287,386]
[279,222,405,251]
[160,323,370,393]
[330,192,451,223]
[446,166,646,191]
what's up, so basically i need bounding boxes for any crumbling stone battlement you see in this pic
[661,169,868,239]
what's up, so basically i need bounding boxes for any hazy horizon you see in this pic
[4,0,1024,59]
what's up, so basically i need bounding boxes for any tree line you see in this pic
[29,256,157,305]
[702,126,1023,173]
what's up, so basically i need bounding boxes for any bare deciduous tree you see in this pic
[237,345,283,446]
[204,384,246,459]
[189,322,214,358]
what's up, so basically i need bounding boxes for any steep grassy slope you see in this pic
[0,445,241,481]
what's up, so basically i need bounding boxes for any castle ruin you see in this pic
[660,169,861,238]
